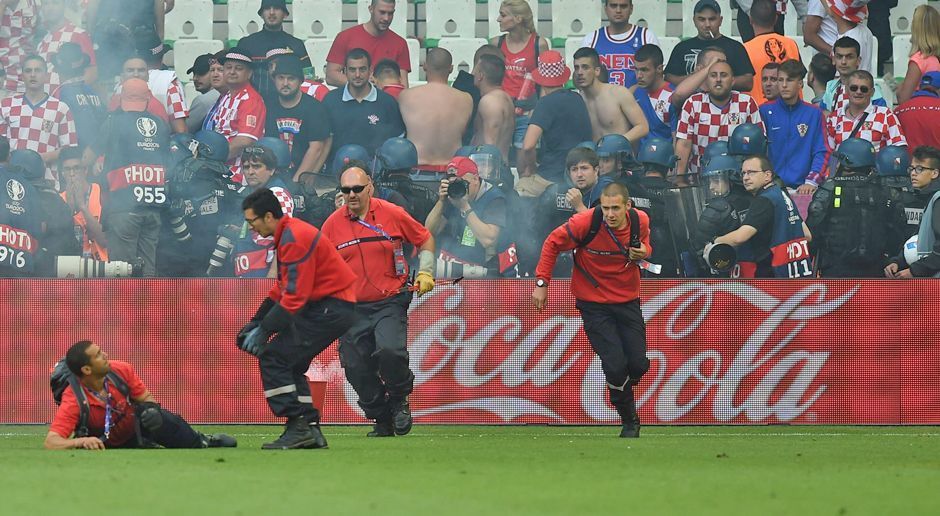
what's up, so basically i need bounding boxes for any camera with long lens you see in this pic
[206,225,241,276]
[168,212,193,242]
[447,175,469,199]
[55,256,143,278]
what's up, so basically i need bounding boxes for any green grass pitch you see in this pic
[2,425,938,515]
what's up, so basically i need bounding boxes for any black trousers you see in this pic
[110,406,205,449]
[338,292,415,421]
[259,297,356,422]
[867,3,893,77]
[576,299,650,410]
[736,7,786,42]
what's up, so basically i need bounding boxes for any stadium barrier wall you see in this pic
[3,279,938,425]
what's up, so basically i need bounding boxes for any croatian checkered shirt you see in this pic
[253,186,294,248]
[816,103,907,184]
[210,83,266,179]
[676,91,764,174]
[36,22,96,94]
[164,79,189,120]
[0,0,39,92]
[648,84,675,126]
[301,81,329,102]
[0,94,77,155]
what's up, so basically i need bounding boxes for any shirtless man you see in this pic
[398,48,473,169]
[572,47,649,145]
[471,53,514,162]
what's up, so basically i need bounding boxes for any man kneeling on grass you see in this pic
[45,340,237,450]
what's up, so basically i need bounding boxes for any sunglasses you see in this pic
[848,85,871,93]
[340,184,368,194]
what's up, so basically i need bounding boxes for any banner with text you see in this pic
[2,279,937,425]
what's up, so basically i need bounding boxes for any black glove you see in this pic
[239,326,274,356]
[236,321,260,350]
[137,402,162,432]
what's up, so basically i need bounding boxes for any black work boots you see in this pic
[262,415,328,449]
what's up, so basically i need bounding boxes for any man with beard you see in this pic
[664,0,754,90]
[325,0,410,87]
[237,0,311,101]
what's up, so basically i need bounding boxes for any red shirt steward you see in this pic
[326,24,411,74]
[268,215,357,316]
[49,360,146,446]
[535,208,651,304]
[321,197,431,302]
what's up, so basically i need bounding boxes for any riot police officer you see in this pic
[806,138,901,277]
[635,137,681,277]
[374,137,438,222]
[728,123,768,159]
[692,149,757,277]
[877,145,920,255]
[258,136,293,183]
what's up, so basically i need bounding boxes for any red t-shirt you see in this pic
[894,93,940,152]
[535,208,652,304]
[321,198,431,302]
[382,84,405,99]
[49,360,147,446]
[326,24,411,73]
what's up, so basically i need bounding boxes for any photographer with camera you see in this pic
[425,157,509,278]
[0,137,41,278]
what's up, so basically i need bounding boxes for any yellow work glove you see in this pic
[414,271,435,296]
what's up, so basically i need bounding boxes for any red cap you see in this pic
[121,78,150,112]
[447,156,478,177]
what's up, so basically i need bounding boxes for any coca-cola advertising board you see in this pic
[2,279,937,424]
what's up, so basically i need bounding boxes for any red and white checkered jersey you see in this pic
[301,81,330,102]
[775,0,788,15]
[818,103,907,183]
[252,185,294,247]
[164,78,189,120]
[647,83,675,126]
[37,22,96,94]
[211,84,266,179]
[0,94,77,156]
[0,0,39,92]
[676,91,764,174]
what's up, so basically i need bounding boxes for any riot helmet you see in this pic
[637,137,676,175]
[832,137,875,176]
[700,154,740,201]
[876,145,911,177]
[331,144,371,177]
[595,134,635,176]
[258,136,291,170]
[729,123,767,157]
[8,149,45,181]
[702,140,730,170]
[374,137,418,180]
[193,130,229,162]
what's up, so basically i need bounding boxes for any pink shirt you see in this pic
[910,51,940,74]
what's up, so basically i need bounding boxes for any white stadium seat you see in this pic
[870,35,879,74]
[182,81,198,110]
[564,36,583,68]
[292,0,344,40]
[487,0,540,41]
[892,35,912,79]
[358,0,408,38]
[164,0,214,41]
[890,0,917,34]
[304,39,334,81]
[436,37,488,82]
[407,38,422,84]
[227,0,262,41]
[682,0,733,38]
[552,0,602,41]
[783,10,800,37]
[172,39,224,82]
[426,0,477,39]
[631,0,668,39]
[658,37,681,64]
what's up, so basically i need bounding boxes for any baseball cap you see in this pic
[121,78,150,112]
[920,71,940,89]
[271,54,304,79]
[694,0,721,14]
[187,54,216,75]
[447,157,479,177]
[51,42,91,75]
[258,0,289,16]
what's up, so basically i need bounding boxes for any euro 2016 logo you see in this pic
[6,179,25,201]
[136,117,158,138]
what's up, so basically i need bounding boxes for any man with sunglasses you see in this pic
[885,146,940,279]
[232,146,293,278]
[321,164,435,437]
[819,37,886,115]
[711,156,813,278]
[238,188,357,449]
[821,70,906,185]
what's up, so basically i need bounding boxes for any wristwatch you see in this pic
[536,278,547,288]
[460,208,474,219]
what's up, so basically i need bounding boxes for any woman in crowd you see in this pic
[897,4,940,104]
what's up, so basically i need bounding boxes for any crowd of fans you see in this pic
[0,0,938,280]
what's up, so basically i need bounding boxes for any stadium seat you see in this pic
[358,0,408,38]
[436,37,487,82]
[426,0,477,39]
[892,35,912,80]
[631,0,668,39]
[551,0,602,46]
[875,77,896,106]
[227,0,262,42]
[783,11,801,37]
[182,81,198,110]
[681,0,733,38]
[487,0,540,41]
[172,39,224,82]
[292,0,344,40]
[407,37,422,84]
[871,36,879,75]
[658,37,680,64]
[889,0,916,34]
[164,0,214,41]
[564,36,583,68]
[304,38,334,81]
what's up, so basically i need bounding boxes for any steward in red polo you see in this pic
[532,182,651,438]
[321,162,435,437]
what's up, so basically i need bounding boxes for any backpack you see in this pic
[50,358,132,438]
[566,207,642,287]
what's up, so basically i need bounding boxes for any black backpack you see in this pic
[566,207,642,287]
[50,358,131,438]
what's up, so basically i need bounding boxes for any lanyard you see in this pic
[102,378,113,441]
[355,218,394,241]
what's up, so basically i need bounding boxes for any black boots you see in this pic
[391,397,413,436]
[262,415,328,449]
[367,418,395,437]
[618,398,641,438]
[203,433,238,448]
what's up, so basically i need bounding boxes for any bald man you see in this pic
[320,165,436,438]
[398,48,474,173]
